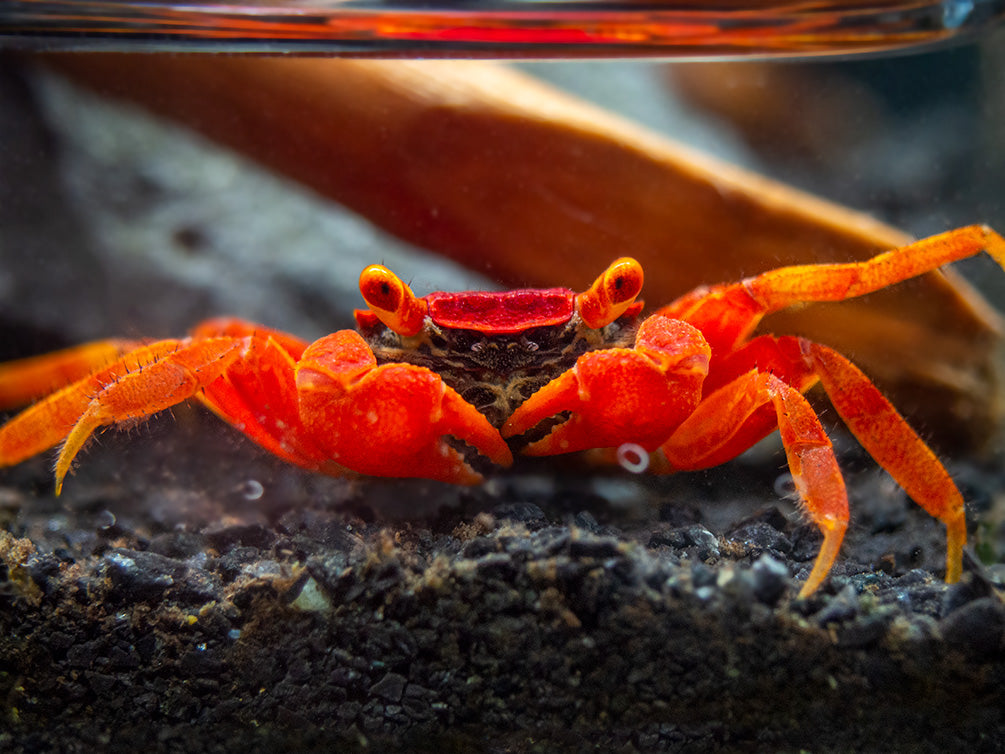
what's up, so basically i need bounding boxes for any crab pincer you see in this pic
[296,330,512,485]
[501,315,711,456]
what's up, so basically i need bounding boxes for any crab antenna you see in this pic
[359,265,428,336]
[575,257,644,329]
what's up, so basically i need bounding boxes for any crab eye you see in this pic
[576,257,644,329]
[602,258,644,307]
[359,265,427,336]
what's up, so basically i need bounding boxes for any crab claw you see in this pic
[502,316,710,456]
[296,330,512,484]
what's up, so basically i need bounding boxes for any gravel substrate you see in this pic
[1,415,1003,753]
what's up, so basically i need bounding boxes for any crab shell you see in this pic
[354,286,644,429]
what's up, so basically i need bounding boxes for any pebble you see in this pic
[751,554,790,606]
[729,522,793,555]
[684,525,720,561]
[939,598,1005,657]
[815,584,860,626]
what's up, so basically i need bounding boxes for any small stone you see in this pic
[573,511,602,533]
[751,554,789,606]
[102,549,178,602]
[492,503,547,527]
[370,673,407,703]
[941,572,994,616]
[289,576,332,613]
[815,585,859,626]
[85,671,118,695]
[648,528,687,550]
[939,598,1005,657]
[684,525,719,561]
[729,522,792,555]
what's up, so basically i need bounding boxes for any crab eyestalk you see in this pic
[359,265,428,337]
[575,257,644,329]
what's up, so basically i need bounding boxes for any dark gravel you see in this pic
[0,413,1003,753]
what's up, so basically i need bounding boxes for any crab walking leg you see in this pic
[670,332,967,585]
[0,338,245,494]
[0,339,143,410]
[661,370,849,597]
[52,338,246,494]
[296,330,513,484]
[502,315,710,454]
[747,225,1005,310]
[806,342,966,583]
[0,340,197,469]
[662,225,1005,351]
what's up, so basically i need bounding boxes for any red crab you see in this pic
[0,225,1003,596]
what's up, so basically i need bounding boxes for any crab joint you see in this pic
[575,257,644,329]
[359,264,428,337]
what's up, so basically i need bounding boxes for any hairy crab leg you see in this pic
[50,339,246,494]
[660,369,849,597]
[719,337,966,583]
[0,340,194,471]
[296,330,513,484]
[0,339,143,410]
[662,333,966,586]
[661,225,1005,352]
[0,339,245,493]
[501,315,710,454]
[806,343,966,583]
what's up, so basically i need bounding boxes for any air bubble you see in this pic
[97,509,117,531]
[773,472,796,499]
[240,479,264,500]
[616,443,649,474]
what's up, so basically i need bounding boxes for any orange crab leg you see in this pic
[660,370,848,597]
[296,330,512,484]
[0,338,245,493]
[659,335,821,469]
[662,224,1005,351]
[502,315,710,455]
[0,339,142,410]
[662,333,966,587]
[53,339,245,494]
[806,342,966,583]
[0,340,191,467]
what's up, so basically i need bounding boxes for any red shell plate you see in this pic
[425,288,575,334]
